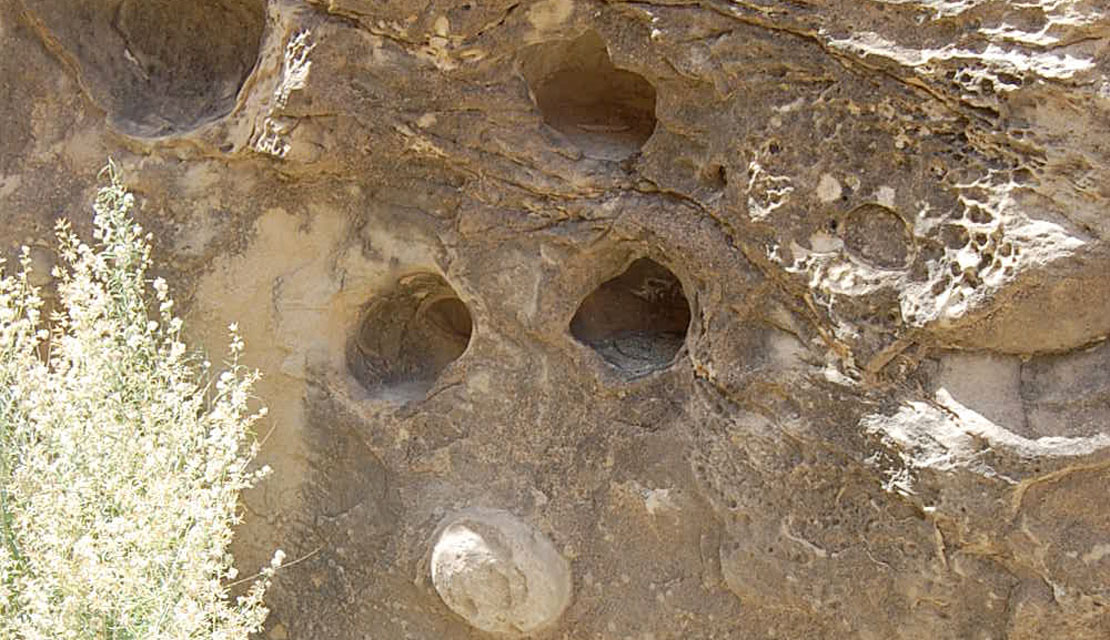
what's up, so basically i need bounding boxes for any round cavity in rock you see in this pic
[837,203,912,269]
[347,273,473,397]
[521,31,657,160]
[26,0,265,137]
[430,509,572,636]
[117,0,265,135]
[570,258,691,376]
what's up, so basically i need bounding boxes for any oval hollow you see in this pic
[521,31,658,160]
[839,203,912,269]
[116,0,265,136]
[348,274,473,397]
[570,258,691,376]
[26,0,266,137]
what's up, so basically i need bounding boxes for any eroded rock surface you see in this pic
[3,0,1110,637]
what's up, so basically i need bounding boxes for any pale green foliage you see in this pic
[0,163,282,639]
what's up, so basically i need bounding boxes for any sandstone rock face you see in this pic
[3,0,1110,637]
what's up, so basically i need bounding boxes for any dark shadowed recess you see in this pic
[571,258,691,376]
[115,0,265,135]
[347,273,473,399]
[521,31,658,160]
[25,0,265,137]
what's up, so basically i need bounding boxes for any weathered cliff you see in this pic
[2,0,1109,637]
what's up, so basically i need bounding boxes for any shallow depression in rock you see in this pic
[837,203,912,269]
[570,258,691,376]
[522,31,658,160]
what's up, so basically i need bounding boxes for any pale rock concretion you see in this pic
[430,509,572,636]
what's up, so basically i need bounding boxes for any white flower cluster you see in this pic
[0,162,281,639]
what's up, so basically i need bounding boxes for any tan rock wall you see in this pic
[2,0,1109,636]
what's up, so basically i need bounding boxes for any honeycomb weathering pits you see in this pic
[24,0,264,137]
[570,258,691,376]
[430,509,572,636]
[347,273,473,397]
[521,31,658,160]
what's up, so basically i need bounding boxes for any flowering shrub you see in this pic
[0,163,281,639]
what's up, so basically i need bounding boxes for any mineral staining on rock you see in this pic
[430,509,572,636]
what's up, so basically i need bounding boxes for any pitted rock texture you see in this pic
[430,509,573,636]
[3,0,1110,637]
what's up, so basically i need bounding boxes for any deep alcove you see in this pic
[521,31,658,160]
[115,0,265,136]
[348,274,473,397]
[570,258,691,376]
[27,0,266,137]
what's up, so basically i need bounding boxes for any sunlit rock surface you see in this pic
[3,0,1110,636]
[430,509,572,636]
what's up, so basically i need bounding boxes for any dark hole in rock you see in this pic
[702,164,728,190]
[521,31,658,160]
[570,258,691,376]
[26,0,265,137]
[838,203,912,269]
[118,0,265,135]
[348,273,473,398]
[968,206,994,224]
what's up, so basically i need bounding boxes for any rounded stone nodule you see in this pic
[430,509,572,636]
